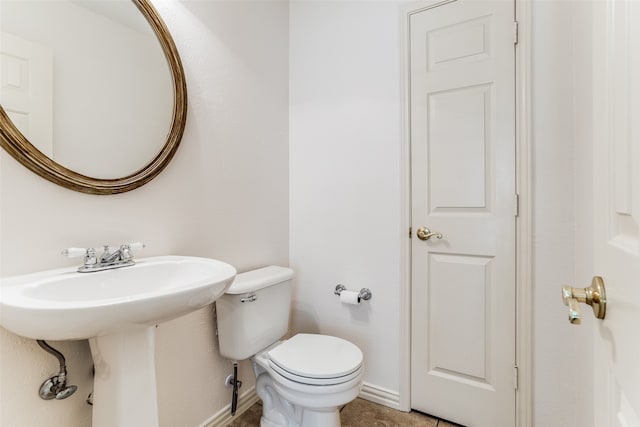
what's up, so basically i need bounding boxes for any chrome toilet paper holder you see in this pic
[334,284,372,302]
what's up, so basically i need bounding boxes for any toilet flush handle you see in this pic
[240,293,257,303]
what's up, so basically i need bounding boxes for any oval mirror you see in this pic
[0,0,187,194]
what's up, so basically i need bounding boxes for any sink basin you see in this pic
[0,255,236,340]
[0,255,236,427]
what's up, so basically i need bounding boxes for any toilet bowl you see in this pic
[252,334,363,427]
[215,266,363,427]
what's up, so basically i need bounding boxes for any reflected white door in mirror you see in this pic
[0,32,53,157]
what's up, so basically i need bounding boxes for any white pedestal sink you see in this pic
[0,256,236,427]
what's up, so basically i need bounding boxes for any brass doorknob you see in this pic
[561,276,606,325]
[416,227,443,241]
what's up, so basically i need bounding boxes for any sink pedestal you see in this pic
[89,325,159,427]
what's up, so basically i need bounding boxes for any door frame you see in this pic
[398,1,532,425]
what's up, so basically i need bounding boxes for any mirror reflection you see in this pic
[0,0,174,179]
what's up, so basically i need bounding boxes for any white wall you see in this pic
[530,1,594,426]
[289,0,403,402]
[0,1,288,426]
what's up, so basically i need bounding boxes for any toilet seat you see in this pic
[267,334,363,386]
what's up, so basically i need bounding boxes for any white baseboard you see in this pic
[359,382,403,411]
[199,386,259,427]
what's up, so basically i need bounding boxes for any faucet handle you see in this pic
[126,242,145,251]
[120,242,145,261]
[63,247,97,267]
[62,247,92,258]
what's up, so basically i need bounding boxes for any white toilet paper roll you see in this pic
[340,290,360,305]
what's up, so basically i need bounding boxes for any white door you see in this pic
[409,1,516,426]
[0,32,53,156]
[591,1,640,424]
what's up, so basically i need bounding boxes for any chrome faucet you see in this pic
[63,243,145,273]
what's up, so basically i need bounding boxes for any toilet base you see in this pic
[299,408,341,427]
[260,408,340,427]
[249,337,363,427]
[257,375,342,427]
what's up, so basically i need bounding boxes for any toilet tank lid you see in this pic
[225,266,294,294]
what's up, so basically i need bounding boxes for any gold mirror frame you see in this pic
[0,0,187,195]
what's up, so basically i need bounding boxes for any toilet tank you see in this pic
[216,266,294,360]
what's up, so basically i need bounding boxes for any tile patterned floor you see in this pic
[227,398,464,427]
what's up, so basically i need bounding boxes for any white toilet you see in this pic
[216,266,363,427]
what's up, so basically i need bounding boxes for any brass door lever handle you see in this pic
[416,227,443,241]
[561,276,607,325]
